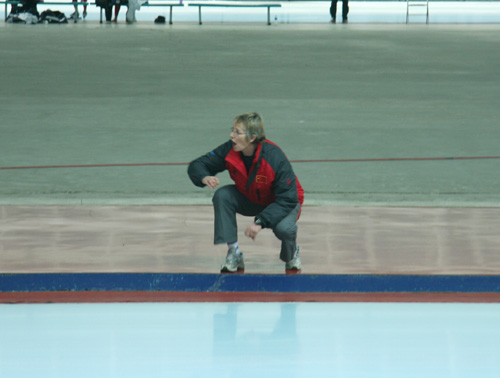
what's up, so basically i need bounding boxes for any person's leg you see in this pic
[329,0,338,22]
[342,0,349,22]
[213,185,264,272]
[113,5,120,21]
[212,185,263,245]
[72,1,78,18]
[105,1,112,21]
[272,203,301,263]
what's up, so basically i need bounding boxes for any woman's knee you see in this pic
[212,185,236,206]
[273,220,297,240]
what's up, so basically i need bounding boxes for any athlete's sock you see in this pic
[227,242,240,254]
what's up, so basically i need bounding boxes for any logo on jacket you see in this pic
[256,175,268,184]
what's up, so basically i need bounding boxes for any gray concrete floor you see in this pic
[1,22,499,274]
[1,22,499,206]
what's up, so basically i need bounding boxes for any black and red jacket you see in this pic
[188,139,304,228]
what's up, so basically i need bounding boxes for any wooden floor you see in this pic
[2,205,499,275]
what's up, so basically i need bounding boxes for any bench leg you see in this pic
[198,6,202,25]
[267,6,271,25]
[169,5,173,24]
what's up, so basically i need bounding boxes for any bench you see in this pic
[98,1,184,24]
[188,1,281,25]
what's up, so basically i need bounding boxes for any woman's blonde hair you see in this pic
[234,112,266,144]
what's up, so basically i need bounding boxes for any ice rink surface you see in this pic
[2,302,500,378]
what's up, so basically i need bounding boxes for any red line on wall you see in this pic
[1,156,499,171]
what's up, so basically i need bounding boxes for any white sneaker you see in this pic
[285,246,302,271]
[221,247,245,273]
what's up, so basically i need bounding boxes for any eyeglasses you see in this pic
[230,127,246,136]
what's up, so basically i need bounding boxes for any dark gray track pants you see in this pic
[212,185,300,262]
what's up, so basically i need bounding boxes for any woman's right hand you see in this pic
[201,176,220,189]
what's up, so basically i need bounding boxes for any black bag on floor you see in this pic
[154,15,166,24]
[40,10,68,23]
